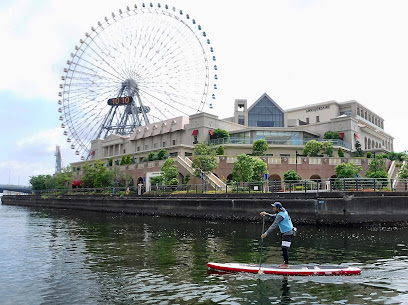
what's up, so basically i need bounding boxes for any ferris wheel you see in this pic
[58,3,218,160]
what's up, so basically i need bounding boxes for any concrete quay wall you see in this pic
[2,193,408,226]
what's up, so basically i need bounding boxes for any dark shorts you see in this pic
[281,234,292,248]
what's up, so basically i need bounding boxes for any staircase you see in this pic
[177,156,227,190]
[393,161,406,191]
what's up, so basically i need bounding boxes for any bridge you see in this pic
[0,184,32,194]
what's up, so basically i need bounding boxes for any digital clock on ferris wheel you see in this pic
[107,96,134,106]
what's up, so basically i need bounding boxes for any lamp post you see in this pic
[373,152,377,176]
[295,151,300,173]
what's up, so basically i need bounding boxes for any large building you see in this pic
[72,93,394,186]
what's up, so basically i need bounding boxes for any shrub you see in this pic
[169,178,179,186]
[324,131,342,140]
[157,149,169,160]
[217,145,225,155]
[148,152,157,161]
[212,129,230,139]
[338,147,345,158]
[303,140,323,157]
[252,139,269,156]
[183,173,191,184]
[321,141,334,157]
[366,152,372,158]
[284,170,301,181]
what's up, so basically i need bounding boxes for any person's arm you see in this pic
[260,211,276,218]
[261,215,283,238]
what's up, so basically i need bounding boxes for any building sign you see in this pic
[306,105,330,113]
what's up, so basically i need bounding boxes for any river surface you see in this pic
[0,203,408,305]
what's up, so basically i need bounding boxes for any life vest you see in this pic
[277,210,294,233]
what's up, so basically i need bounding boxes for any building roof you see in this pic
[247,93,285,113]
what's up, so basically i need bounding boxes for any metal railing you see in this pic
[24,178,408,196]
[207,137,352,149]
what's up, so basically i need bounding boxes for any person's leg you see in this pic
[282,247,289,264]
[279,234,292,268]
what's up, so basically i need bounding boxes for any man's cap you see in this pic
[271,202,283,209]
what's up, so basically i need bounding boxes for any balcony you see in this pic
[207,137,352,149]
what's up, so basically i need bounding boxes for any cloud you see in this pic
[0,127,78,185]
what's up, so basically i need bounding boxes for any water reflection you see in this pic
[0,204,407,304]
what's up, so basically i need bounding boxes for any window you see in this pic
[185,152,193,157]
[316,116,320,123]
[280,154,290,157]
[144,144,149,150]
[248,95,284,127]
[137,146,140,152]
[162,142,166,147]
[306,117,309,124]
[193,135,198,143]
[169,152,178,157]
[153,143,158,149]
[172,139,176,146]
[123,149,126,154]
[238,115,245,125]
[340,110,352,116]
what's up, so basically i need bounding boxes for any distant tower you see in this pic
[55,146,62,174]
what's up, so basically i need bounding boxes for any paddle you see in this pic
[258,214,265,274]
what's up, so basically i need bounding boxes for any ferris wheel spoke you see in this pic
[138,88,191,117]
[137,84,198,112]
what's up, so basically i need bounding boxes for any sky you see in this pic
[1,0,407,185]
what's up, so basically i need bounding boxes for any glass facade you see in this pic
[248,96,284,127]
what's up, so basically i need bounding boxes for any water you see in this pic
[0,203,408,305]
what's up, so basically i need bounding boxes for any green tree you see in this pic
[120,155,132,165]
[157,149,169,160]
[252,158,268,182]
[194,142,216,156]
[365,155,388,179]
[169,178,180,186]
[160,158,179,184]
[81,160,114,188]
[111,166,133,187]
[148,152,158,161]
[232,154,255,182]
[29,175,49,190]
[366,152,372,158]
[398,162,408,179]
[192,142,218,178]
[335,163,362,178]
[283,170,301,181]
[324,131,342,140]
[216,145,225,155]
[303,140,323,157]
[43,175,56,190]
[212,128,230,139]
[183,173,191,185]
[252,139,269,156]
[150,175,164,185]
[232,154,267,182]
[354,140,364,157]
[321,141,334,157]
[338,147,345,158]
[108,158,113,166]
[385,151,407,161]
[54,166,73,189]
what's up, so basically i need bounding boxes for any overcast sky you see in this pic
[1,0,407,185]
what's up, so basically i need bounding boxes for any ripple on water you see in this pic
[1,205,408,304]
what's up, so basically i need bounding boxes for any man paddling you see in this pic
[260,202,294,269]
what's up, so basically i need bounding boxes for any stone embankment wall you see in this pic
[2,192,408,226]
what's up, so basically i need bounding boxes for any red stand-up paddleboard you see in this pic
[207,262,361,276]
